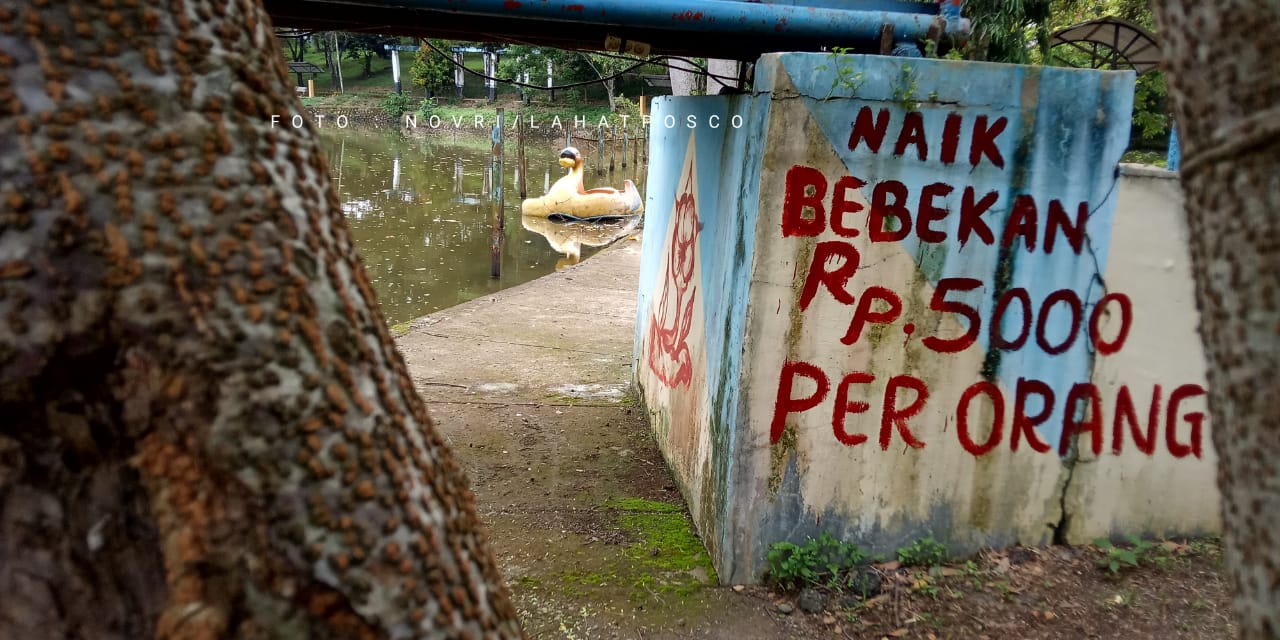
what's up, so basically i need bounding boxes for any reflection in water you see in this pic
[521,215,641,269]
[317,128,646,325]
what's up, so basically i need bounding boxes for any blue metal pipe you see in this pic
[327,0,969,41]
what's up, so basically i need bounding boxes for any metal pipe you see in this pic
[312,0,967,41]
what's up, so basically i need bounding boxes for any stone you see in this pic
[848,567,882,599]
[797,588,826,613]
[776,603,794,615]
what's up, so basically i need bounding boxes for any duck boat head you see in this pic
[520,146,644,219]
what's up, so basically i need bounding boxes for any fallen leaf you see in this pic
[889,628,909,638]
[874,560,902,571]
[865,594,892,608]
[1044,611,1057,621]
[823,615,836,625]
[939,567,961,577]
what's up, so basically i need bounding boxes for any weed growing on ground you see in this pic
[766,531,868,591]
[1094,535,1155,575]
[896,537,948,567]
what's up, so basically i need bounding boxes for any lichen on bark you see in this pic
[0,1,523,638]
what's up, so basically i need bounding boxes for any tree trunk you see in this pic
[323,34,338,88]
[0,2,524,639]
[1151,1,1280,637]
[604,77,617,112]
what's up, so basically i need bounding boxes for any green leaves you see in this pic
[766,532,868,590]
[410,40,455,94]
[1094,535,1156,575]
[896,537,948,568]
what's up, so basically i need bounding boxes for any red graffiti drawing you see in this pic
[647,162,702,388]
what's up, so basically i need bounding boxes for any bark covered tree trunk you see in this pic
[0,2,523,638]
[1151,1,1280,637]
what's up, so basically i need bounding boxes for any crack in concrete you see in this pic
[1052,444,1079,545]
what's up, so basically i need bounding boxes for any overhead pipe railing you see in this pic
[264,0,969,60]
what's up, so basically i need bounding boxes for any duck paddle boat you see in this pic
[521,147,643,219]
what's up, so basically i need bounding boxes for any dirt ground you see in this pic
[396,240,1235,639]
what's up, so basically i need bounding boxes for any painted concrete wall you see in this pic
[634,53,1219,585]
[1064,164,1218,541]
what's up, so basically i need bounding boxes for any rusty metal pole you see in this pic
[610,124,617,173]
[491,107,504,278]
[622,129,628,169]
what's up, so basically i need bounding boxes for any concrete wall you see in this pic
[634,53,1219,585]
[1064,164,1218,540]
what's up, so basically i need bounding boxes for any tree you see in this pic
[0,2,523,638]
[1150,1,1280,637]
[962,0,1053,63]
[344,33,396,79]
[410,39,456,97]
[277,28,310,63]
[499,45,640,110]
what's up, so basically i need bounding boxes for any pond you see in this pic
[316,127,647,325]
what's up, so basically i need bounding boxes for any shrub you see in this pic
[896,537,948,567]
[766,531,867,590]
[381,91,415,119]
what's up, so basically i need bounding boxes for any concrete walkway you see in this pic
[396,240,820,639]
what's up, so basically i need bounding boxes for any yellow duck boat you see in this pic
[521,146,643,219]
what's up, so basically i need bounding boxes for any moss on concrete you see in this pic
[768,424,797,496]
[605,498,719,601]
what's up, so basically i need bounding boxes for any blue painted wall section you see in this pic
[784,54,1134,447]
[635,94,769,573]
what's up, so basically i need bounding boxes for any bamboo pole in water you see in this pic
[596,125,604,176]
[518,114,527,199]
[622,129,628,169]
[491,107,504,279]
[610,124,616,173]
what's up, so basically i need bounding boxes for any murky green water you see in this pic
[317,128,646,325]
